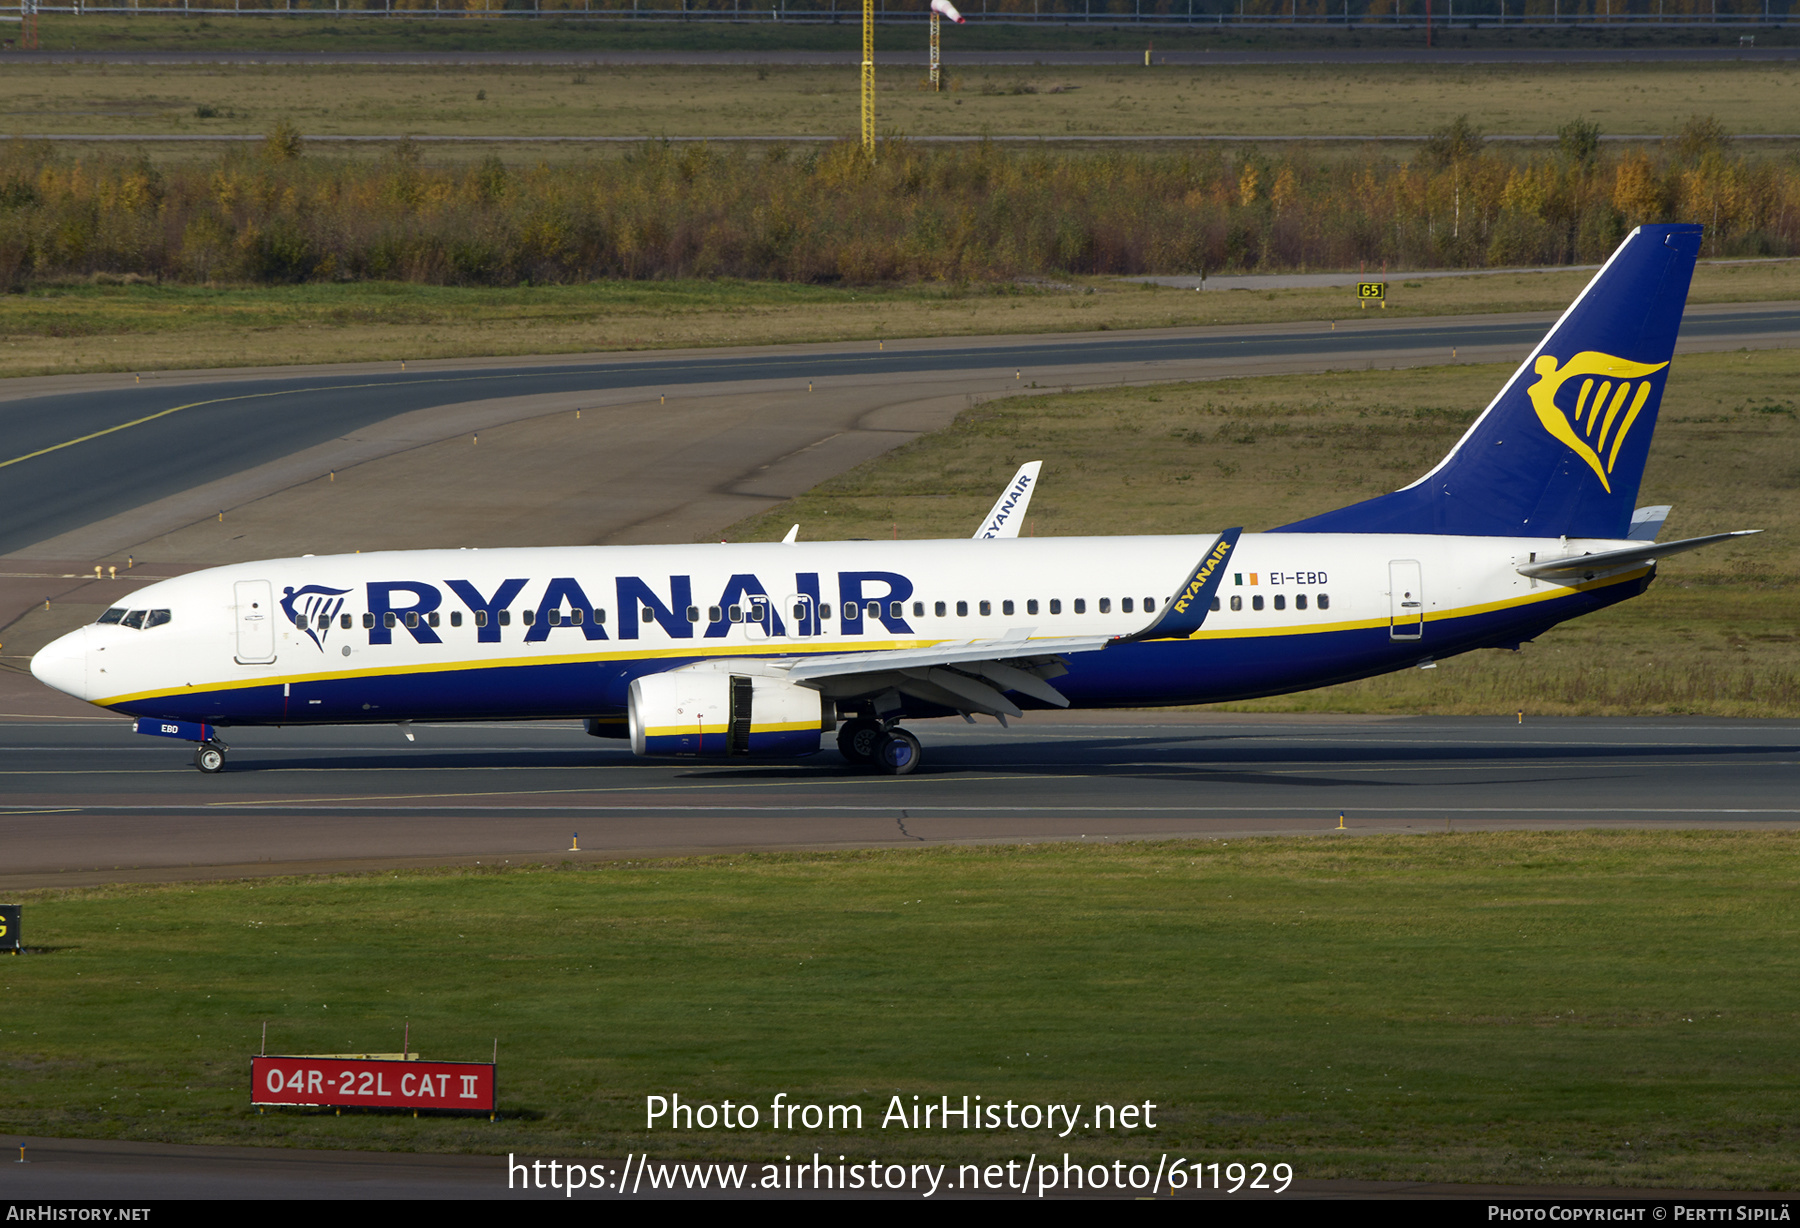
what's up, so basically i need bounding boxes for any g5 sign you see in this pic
[0,905,19,953]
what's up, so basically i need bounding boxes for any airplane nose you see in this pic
[31,626,92,701]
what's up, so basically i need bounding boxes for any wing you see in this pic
[782,633,1112,719]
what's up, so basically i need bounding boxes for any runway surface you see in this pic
[3,713,1795,891]
[4,302,1796,558]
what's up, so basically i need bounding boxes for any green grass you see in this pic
[723,348,1800,716]
[0,261,1791,380]
[7,833,1800,1187]
[5,60,1795,141]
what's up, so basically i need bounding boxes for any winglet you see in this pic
[1627,505,1671,542]
[782,524,799,545]
[1120,528,1243,642]
[973,461,1042,539]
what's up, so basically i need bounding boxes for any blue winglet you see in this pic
[1125,527,1243,641]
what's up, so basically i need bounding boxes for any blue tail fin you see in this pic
[1273,224,1702,539]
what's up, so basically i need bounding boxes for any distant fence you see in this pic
[1,0,1791,25]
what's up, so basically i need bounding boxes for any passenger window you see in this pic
[523,610,535,627]
[935,601,947,617]
[1145,597,1156,612]
[405,612,419,628]
[450,611,463,627]
[749,601,766,622]
[474,611,488,628]
[547,610,562,626]
[569,608,583,625]
[793,602,807,621]
[498,610,512,627]
[363,612,375,629]
[1210,598,1221,612]
[819,603,831,620]
[1296,595,1308,611]
[1318,593,1331,611]
[956,601,968,617]
[1252,595,1265,611]
[594,608,606,624]
[97,608,125,625]
[864,600,879,620]
[1002,600,1014,616]
[729,605,743,623]
[383,612,397,629]
[145,609,171,629]
[1050,599,1062,615]
[979,600,991,616]
[1230,595,1242,612]
[843,602,857,621]
[1027,599,1038,615]
[708,606,722,623]
[913,601,925,617]
[1273,595,1286,611]
[122,610,146,629]
[340,614,352,630]
[1099,598,1112,614]
[428,611,441,627]
[685,606,700,623]
[1121,598,1134,614]
[1074,599,1086,614]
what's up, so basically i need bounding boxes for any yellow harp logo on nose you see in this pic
[1526,351,1669,493]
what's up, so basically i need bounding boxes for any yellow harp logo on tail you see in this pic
[1526,351,1669,493]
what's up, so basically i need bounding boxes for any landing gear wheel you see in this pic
[875,728,922,776]
[837,718,884,765]
[193,742,226,774]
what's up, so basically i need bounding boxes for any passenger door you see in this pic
[1388,561,1424,641]
[234,579,278,663]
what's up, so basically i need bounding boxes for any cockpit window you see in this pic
[120,610,146,629]
[145,609,172,629]
[97,608,126,625]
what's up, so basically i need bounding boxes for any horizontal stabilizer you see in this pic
[1516,530,1760,581]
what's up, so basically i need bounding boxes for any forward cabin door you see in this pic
[234,579,278,664]
[1388,560,1424,641]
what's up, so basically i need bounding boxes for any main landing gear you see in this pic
[192,739,228,774]
[836,717,922,776]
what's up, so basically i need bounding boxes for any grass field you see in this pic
[722,347,1800,717]
[0,260,1790,380]
[4,60,1795,143]
[6,833,1800,1187]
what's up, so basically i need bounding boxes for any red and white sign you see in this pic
[252,1056,495,1111]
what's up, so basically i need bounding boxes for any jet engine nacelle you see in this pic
[629,667,827,758]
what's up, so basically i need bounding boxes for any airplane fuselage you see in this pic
[37,532,1650,728]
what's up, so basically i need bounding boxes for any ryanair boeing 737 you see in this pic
[31,224,1759,775]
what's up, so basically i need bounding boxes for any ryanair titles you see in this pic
[284,572,918,652]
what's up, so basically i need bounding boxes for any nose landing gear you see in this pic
[836,717,921,776]
[193,740,228,774]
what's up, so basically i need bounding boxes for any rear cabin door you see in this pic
[234,579,278,664]
[1388,560,1424,641]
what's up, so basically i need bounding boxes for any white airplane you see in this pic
[32,224,1758,775]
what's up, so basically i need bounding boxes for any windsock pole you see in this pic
[861,0,876,158]
[930,10,940,92]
